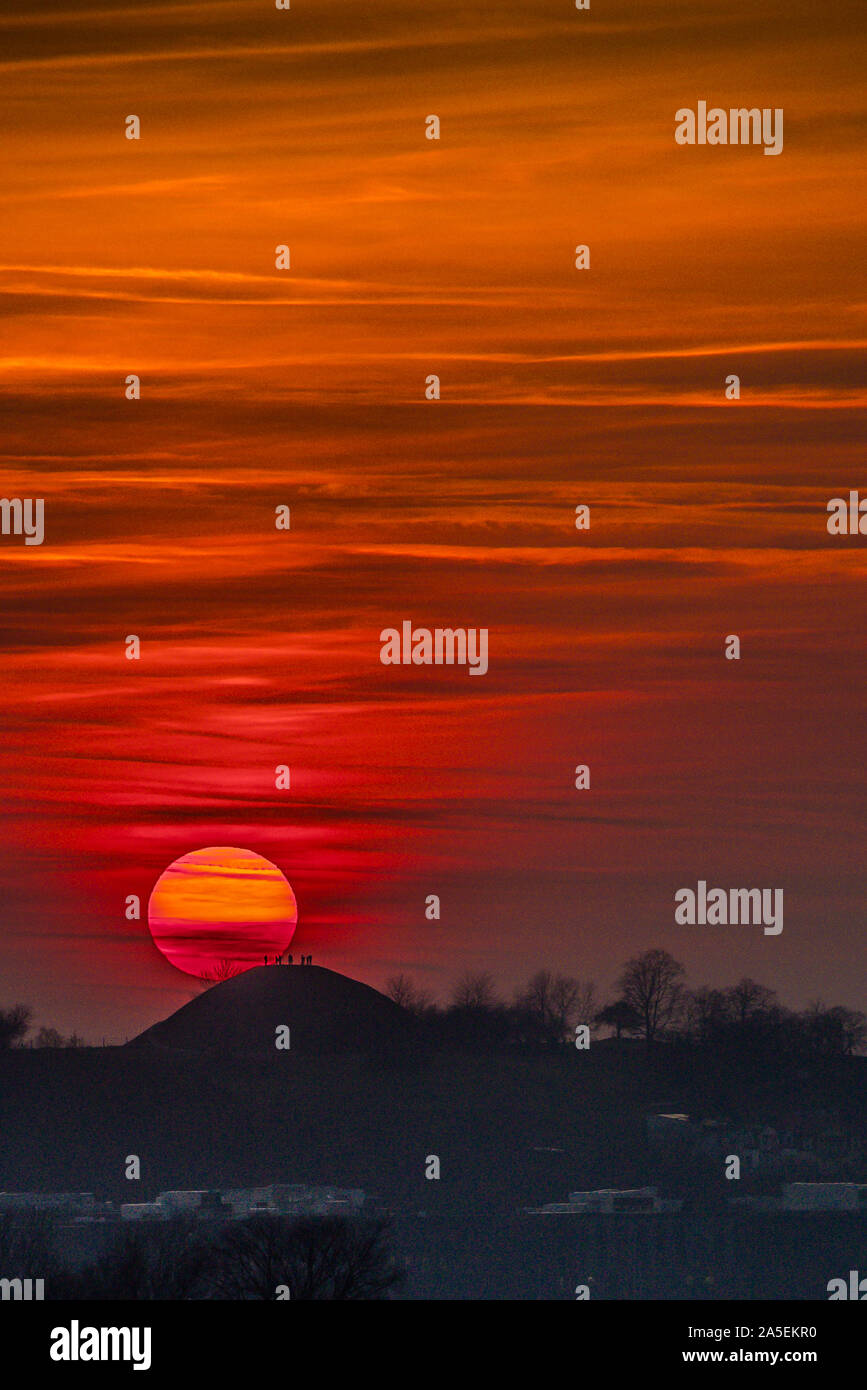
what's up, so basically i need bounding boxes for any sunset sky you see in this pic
[1,0,865,1040]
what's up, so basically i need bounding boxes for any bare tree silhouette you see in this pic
[0,1211,60,1282]
[0,1004,31,1048]
[516,971,599,1044]
[209,1215,404,1300]
[385,974,435,1016]
[618,949,685,1052]
[450,971,497,1010]
[199,959,245,985]
[726,977,777,1025]
[65,1217,212,1300]
[595,999,642,1040]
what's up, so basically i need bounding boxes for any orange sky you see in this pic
[1,0,865,1039]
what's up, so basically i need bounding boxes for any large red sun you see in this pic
[147,846,298,979]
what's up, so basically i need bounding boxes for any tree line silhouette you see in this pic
[2,947,864,1059]
[0,1005,86,1049]
[384,948,867,1058]
[0,1209,402,1300]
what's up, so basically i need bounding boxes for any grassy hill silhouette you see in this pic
[126,965,415,1057]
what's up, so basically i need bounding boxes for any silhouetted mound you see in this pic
[126,966,415,1057]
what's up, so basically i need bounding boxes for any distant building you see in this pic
[222,1183,366,1219]
[0,1184,368,1226]
[568,1187,681,1214]
[0,1192,95,1215]
[526,1187,682,1215]
[155,1190,210,1214]
[120,1203,165,1222]
[646,1113,859,1177]
[782,1183,867,1212]
[222,1185,273,1217]
[197,1190,230,1217]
